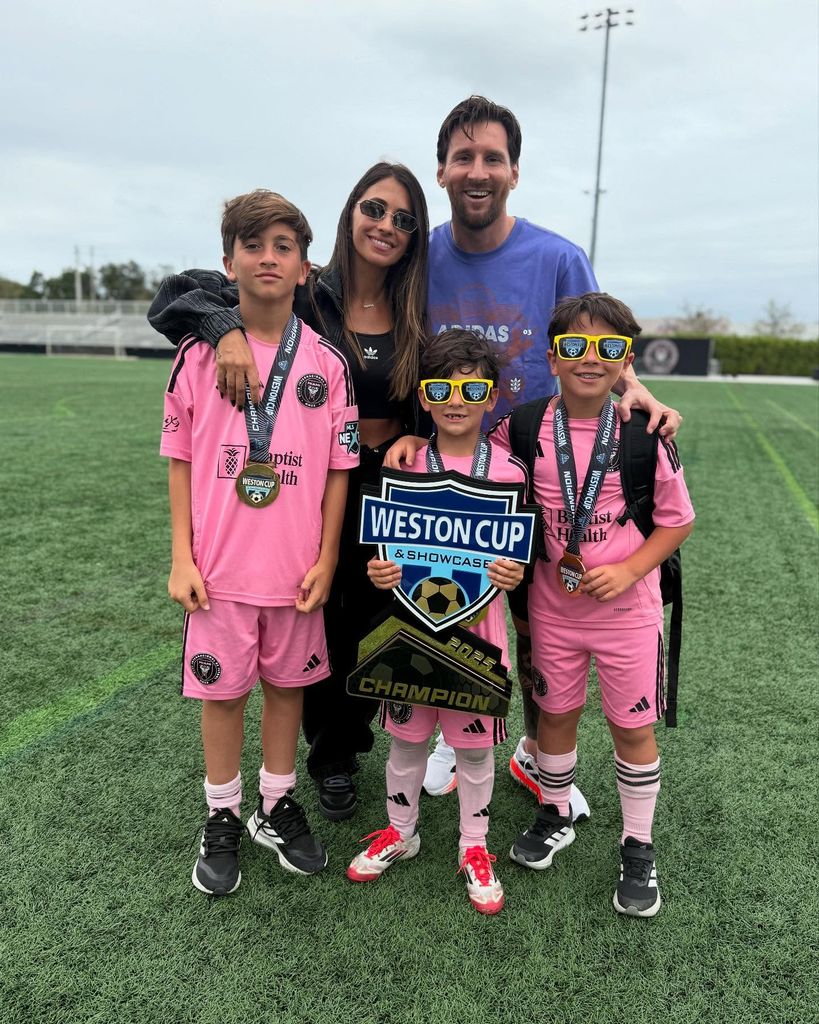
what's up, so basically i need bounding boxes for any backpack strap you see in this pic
[506,396,551,563]
[506,396,551,507]
[498,397,551,624]
[616,409,656,539]
[664,564,682,728]
[618,410,682,728]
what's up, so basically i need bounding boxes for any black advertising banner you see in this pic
[632,336,712,376]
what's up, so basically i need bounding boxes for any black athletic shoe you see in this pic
[247,794,328,875]
[509,803,575,870]
[192,808,244,896]
[613,837,661,917]
[315,762,358,821]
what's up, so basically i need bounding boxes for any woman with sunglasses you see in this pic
[148,162,429,820]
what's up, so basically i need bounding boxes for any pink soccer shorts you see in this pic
[529,618,666,728]
[181,598,328,700]
[378,701,507,749]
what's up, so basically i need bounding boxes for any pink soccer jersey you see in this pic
[490,402,694,627]
[160,322,359,606]
[402,442,528,667]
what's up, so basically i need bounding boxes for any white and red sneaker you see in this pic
[346,825,420,882]
[508,736,541,797]
[508,737,591,822]
[458,845,505,915]
[423,734,458,796]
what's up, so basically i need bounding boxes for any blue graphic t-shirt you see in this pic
[428,218,598,422]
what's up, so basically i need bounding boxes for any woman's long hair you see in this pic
[310,162,429,402]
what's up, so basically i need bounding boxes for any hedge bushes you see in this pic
[710,335,819,376]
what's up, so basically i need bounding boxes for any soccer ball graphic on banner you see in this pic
[410,576,467,620]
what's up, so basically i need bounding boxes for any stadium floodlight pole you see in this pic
[74,245,83,306]
[89,246,96,303]
[580,7,635,268]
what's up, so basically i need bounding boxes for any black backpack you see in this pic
[503,397,683,727]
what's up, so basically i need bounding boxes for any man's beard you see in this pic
[451,191,505,231]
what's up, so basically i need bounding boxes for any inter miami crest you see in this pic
[190,653,221,685]
[387,701,413,725]
[532,667,548,697]
[296,373,328,408]
[359,469,537,633]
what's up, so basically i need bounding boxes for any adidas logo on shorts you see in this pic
[462,719,487,735]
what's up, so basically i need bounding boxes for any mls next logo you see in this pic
[359,469,536,632]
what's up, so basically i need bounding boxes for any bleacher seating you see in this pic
[0,300,169,357]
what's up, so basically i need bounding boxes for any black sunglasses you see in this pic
[358,199,418,234]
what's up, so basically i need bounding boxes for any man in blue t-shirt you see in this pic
[428,95,676,424]
[404,96,681,808]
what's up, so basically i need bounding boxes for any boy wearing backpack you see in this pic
[489,293,694,917]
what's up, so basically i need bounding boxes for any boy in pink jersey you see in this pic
[346,330,526,914]
[489,293,694,917]
[161,190,359,895]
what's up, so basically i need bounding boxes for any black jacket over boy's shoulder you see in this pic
[147,266,346,349]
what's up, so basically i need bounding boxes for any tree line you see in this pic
[0,261,172,302]
[661,300,807,339]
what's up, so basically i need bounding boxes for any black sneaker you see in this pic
[613,837,661,917]
[247,794,328,875]
[315,762,358,821]
[509,803,575,870]
[192,808,244,895]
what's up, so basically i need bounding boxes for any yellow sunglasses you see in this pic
[553,334,633,362]
[420,378,494,404]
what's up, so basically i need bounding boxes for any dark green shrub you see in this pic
[710,335,819,376]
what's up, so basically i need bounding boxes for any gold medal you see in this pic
[236,463,280,508]
[557,551,585,596]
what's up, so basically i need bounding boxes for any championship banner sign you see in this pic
[347,610,512,718]
[358,469,537,633]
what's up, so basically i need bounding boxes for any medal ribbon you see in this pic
[553,398,617,556]
[425,432,491,479]
[242,314,302,463]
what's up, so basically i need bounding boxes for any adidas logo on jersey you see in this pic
[629,696,650,713]
[302,653,322,672]
[364,347,378,360]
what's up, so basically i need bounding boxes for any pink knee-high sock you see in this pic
[385,737,427,839]
[204,773,242,817]
[536,748,577,817]
[455,747,495,849]
[615,755,661,844]
[259,766,296,815]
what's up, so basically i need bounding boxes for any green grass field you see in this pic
[2,355,817,1024]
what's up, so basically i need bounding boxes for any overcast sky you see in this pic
[3,0,817,329]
